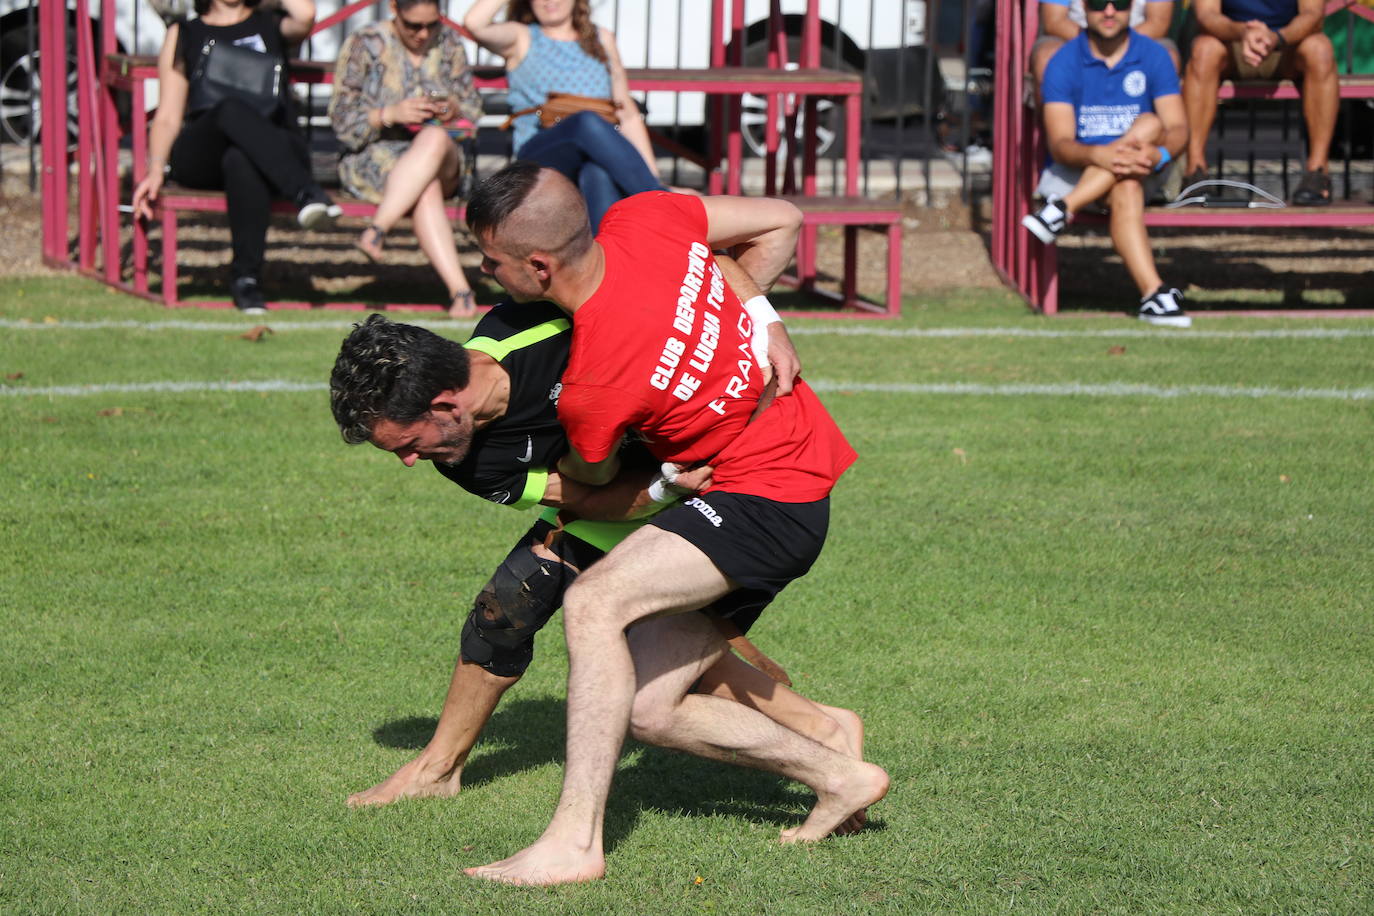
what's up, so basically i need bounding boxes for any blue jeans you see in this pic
[516,111,664,231]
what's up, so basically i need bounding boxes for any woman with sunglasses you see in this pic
[331,0,485,318]
[132,0,342,314]
[464,0,667,232]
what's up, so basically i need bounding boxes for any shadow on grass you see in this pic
[369,697,887,851]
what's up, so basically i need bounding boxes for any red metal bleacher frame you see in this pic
[991,0,1374,315]
[49,0,902,317]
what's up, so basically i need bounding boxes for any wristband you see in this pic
[380,106,393,128]
[1273,30,1287,49]
[743,295,778,369]
[742,295,780,327]
[1154,146,1172,173]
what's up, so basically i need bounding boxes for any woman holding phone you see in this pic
[330,0,484,317]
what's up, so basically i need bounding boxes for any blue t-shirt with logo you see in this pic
[1041,30,1180,146]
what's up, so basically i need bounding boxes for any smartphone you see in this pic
[427,89,451,118]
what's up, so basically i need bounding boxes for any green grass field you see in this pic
[1,276,1371,913]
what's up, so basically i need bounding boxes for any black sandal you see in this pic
[356,223,386,262]
[448,289,477,318]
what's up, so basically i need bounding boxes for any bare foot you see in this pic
[465,836,605,886]
[815,703,868,834]
[779,761,889,844]
[355,224,385,263]
[347,754,463,808]
[448,289,477,320]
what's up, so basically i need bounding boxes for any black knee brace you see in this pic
[460,530,578,678]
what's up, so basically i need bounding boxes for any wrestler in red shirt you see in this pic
[558,191,855,502]
[463,164,887,888]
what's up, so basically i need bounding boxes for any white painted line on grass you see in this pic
[0,318,467,332]
[3,319,1374,341]
[789,326,1374,341]
[1,380,328,398]
[5,378,1372,401]
[807,380,1374,401]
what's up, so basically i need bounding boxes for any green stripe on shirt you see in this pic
[465,318,571,361]
[510,467,550,511]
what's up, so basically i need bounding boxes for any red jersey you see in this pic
[557,192,856,502]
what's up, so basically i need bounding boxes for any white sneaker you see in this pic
[1021,199,1067,245]
[1138,286,1192,328]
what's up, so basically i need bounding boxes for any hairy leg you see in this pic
[627,613,886,842]
[695,650,862,760]
[465,526,887,886]
[349,656,518,807]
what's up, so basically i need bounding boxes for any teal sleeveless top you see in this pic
[506,24,613,153]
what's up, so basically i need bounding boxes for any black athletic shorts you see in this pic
[647,491,831,634]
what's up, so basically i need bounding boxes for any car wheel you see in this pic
[739,36,863,160]
[1,25,79,146]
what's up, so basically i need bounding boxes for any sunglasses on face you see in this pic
[1084,0,1122,10]
[396,14,442,33]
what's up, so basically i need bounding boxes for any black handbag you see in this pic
[187,38,284,119]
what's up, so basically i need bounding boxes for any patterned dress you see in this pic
[329,21,483,202]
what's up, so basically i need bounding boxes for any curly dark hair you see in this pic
[504,0,606,63]
[330,314,471,445]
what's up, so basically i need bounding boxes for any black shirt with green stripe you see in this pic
[434,301,573,508]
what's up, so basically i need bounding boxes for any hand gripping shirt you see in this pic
[557,192,856,503]
[1042,30,1181,146]
[433,300,654,552]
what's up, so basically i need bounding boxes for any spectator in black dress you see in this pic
[132,0,341,314]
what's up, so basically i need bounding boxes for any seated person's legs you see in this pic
[1292,32,1337,202]
[577,163,619,232]
[1183,33,1233,179]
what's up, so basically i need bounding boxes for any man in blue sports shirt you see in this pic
[1022,0,1191,327]
[1182,0,1336,204]
[1029,0,1178,90]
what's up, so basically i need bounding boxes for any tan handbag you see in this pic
[502,92,622,130]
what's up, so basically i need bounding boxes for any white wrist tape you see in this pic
[743,296,778,369]
[646,475,675,505]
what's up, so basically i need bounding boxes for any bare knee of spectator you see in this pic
[1109,178,1145,213]
[411,125,453,161]
[1297,33,1336,81]
[1187,34,1230,79]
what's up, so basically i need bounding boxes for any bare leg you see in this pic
[410,178,471,301]
[368,126,456,233]
[695,650,862,760]
[1108,178,1163,296]
[626,613,886,842]
[1294,34,1338,172]
[465,526,888,886]
[348,656,518,807]
[1183,35,1231,173]
[1062,166,1119,214]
